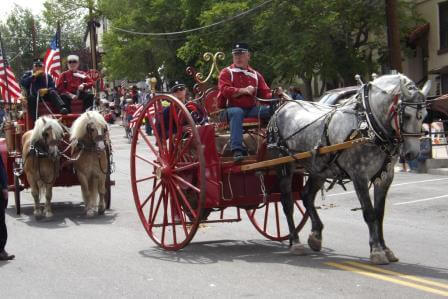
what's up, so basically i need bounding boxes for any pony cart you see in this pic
[0,96,114,216]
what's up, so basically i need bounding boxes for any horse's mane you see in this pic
[70,111,108,141]
[372,73,415,95]
[30,116,63,144]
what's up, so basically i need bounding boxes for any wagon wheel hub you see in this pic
[155,166,172,180]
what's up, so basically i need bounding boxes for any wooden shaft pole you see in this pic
[240,138,370,172]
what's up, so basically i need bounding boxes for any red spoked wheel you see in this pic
[246,196,308,242]
[130,94,206,251]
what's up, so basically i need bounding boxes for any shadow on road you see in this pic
[139,239,448,281]
[6,202,118,229]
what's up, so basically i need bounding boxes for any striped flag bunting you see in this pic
[43,32,61,82]
[0,50,21,103]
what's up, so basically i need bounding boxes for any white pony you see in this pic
[22,116,64,218]
[70,111,110,216]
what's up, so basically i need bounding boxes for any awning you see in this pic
[428,94,448,117]
[429,65,448,75]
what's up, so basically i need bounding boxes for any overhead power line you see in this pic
[109,0,274,36]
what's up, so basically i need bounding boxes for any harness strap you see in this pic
[362,84,395,144]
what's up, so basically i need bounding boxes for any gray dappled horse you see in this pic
[268,74,431,264]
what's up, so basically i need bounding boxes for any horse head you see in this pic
[71,111,108,151]
[31,116,64,157]
[398,78,431,160]
[371,74,430,160]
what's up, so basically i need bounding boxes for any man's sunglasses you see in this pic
[68,60,78,64]
[33,63,43,67]
[173,87,186,92]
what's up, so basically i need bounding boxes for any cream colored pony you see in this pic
[70,111,110,217]
[22,116,64,218]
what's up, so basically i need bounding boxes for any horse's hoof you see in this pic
[384,248,399,263]
[370,250,389,265]
[45,211,54,218]
[34,209,43,219]
[86,209,96,217]
[307,233,322,252]
[290,243,306,256]
[98,208,105,216]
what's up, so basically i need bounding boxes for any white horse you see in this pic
[70,111,110,217]
[22,116,64,218]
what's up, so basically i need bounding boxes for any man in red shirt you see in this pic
[57,55,94,112]
[218,43,272,162]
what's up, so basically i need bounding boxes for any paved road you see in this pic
[1,125,447,298]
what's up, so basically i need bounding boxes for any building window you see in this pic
[442,74,448,94]
[440,1,448,52]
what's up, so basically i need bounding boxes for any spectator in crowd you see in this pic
[0,156,14,261]
[289,86,305,101]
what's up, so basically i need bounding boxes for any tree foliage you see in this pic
[1,0,420,98]
[100,0,421,97]
[0,2,88,79]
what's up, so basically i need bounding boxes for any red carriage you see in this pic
[0,96,114,215]
[129,53,309,250]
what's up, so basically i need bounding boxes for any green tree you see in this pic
[42,0,95,70]
[99,0,190,84]
[0,6,47,78]
[99,0,421,97]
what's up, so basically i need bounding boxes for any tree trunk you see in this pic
[303,77,313,101]
[385,0,402,73]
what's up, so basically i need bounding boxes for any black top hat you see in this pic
[169,80,186,92]
[33,58,43,66]
[232,43,249,53]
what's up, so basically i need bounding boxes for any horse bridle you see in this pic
[386,93,426,142]
[85,123,108,152]
[362,83,426,146]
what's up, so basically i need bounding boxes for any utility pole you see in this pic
[385,0,402,73]
[31,17,37,59]
[88,3,99,98]
[57,21,61,57]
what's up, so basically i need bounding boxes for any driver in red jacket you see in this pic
[57,55,94,112]
[218,43,272,162]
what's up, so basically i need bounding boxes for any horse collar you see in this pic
[362,84,399,146]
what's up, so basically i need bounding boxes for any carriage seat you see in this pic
[202,89,262,130]
[37,98,84,116]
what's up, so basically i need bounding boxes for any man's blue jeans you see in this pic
[223,106,271,152]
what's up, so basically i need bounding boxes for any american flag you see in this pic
[0,49,21,103]
[129,104,156,129]
[43,32,61,82]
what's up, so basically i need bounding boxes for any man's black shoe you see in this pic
[60,107,68,115]
[233,150,245,163]
[0,250,15,261]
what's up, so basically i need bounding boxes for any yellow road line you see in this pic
[325,262,448,297]
[346,261,448,290]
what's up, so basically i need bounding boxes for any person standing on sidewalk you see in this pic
[0,157,14,261]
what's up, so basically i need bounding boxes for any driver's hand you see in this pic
[78,84,85,91]
[38,88,49,97]
[274,87,284,97]
[246,85,256,95]
[32,70,44,78]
